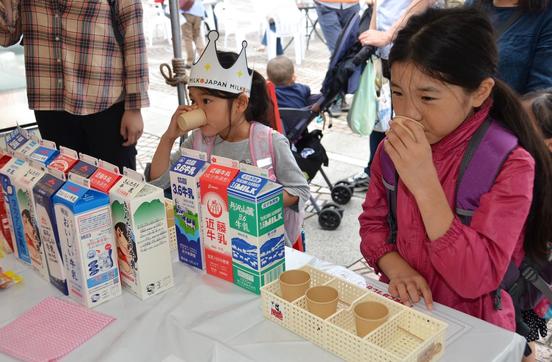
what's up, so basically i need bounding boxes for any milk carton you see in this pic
[170,149,208,269]
[89,160,121,194]
[5,127,40,160]
[200,156,240,282]
[48,147,78,175]
[33,169,68,294]
[69,154,98,179]
[53,177,121,307]
[0,158,31,264]
[109,168,174,299]
[15,161,49,279]
[30,140,59,167]
[0,152,14,254]
[228,165,286,294]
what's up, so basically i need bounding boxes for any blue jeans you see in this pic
[315,3,360,55]
[261,21,283,55]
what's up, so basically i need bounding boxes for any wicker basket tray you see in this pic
[260,266,447,362]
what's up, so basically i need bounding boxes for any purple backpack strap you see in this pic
[379,148,399,244]
[455,118,518,224]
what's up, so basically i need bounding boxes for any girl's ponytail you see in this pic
[245,70,271,127]
[491,79,552,260]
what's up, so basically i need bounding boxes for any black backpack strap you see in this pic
[108,0,124,49]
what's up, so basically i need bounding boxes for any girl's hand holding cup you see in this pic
[384,116,437,198]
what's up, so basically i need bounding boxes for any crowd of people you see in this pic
[2,0,552,361]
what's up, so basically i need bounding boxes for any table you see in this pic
[296,1,326,50]
[0,248,526,361]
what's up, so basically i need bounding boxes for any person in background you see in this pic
[350,0,435,186]
[0,0,149,171]
[181,0,206,68]
[315,0,361,55]
[267,56,321,111]
[523,88,552,152]
[468,0,552,94]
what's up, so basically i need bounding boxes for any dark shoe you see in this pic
[341,98,350,112]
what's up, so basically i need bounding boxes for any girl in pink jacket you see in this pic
[358,7,552,359]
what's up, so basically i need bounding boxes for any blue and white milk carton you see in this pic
[53,176,121,307]
[170,149,208,270]
[33,169,68,294]
[5,127,40,160]
[0,157,31,264]
[228,164,286,294]
[30,140,59,167]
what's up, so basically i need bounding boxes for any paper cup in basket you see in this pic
[353,301,390,337]
[306,285,339,319]
[279,270,311,302]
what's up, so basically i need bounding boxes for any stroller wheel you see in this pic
[331,184,353,205]
[319,208,342,230]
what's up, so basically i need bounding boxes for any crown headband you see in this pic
[189,31,253,95]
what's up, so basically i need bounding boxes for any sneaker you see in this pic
[347,171,370,186]
[328,102,342,117]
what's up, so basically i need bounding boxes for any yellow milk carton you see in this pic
[110,168,174,299]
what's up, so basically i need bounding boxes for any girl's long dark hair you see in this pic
[193,51,273,128]
[389,7,552,260]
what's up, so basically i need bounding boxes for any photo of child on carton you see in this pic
[21,209,41,266]
[114,222,138,276]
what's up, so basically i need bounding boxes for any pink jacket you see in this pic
[359,102,535,331]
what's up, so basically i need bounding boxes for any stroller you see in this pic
[276,6,375,211]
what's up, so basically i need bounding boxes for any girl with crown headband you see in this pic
[147,31,310,247]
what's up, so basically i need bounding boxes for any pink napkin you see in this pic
[0,297,115,362]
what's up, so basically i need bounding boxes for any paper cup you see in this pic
[177,109,207,131]
[392,116,424,139]
[279,270,311,302]
[306,285,339,319]
[354,301,389,337]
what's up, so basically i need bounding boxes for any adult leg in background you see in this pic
[80,102,137,171]
[191,14,205,60]
[182,14,196,65]
[35,110,88,154]
[314,3,341,55]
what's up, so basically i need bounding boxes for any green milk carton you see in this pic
[109,168,174,300]
[228,164,285,294]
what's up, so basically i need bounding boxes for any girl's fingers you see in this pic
[419,283,434,310]
[386,131,407,158]
[406,282,421,304]
[396,283,412,307]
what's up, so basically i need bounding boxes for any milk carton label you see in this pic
[54,181,121,307]
[70,160,98,179]
[16,166,49,279]
[49,154,78,174]
[33,174,67,294]
[110,178,174,299]
[170,155,207,269]
[200,163,239,282]
[17,139,40,159]
[31,146,59,166]
[5,129,28,153]
[0,158,30,263]
[229,172,285,294]
[90,167,121,193]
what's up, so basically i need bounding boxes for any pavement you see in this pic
[0,1,550,359]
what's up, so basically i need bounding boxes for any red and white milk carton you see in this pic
[199,156,240,282]
[89,160,121,194]
[48,147,79,176]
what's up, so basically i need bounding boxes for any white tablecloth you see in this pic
[0,248,526,362]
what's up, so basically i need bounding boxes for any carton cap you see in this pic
[59,146,78,159]
[39,140,57,149]
[180,147,208,162]
[68,173,91,188]
[123,167,145,182]
[210,155,239,168]
[239,163,269,178]
[79,153,99,166]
